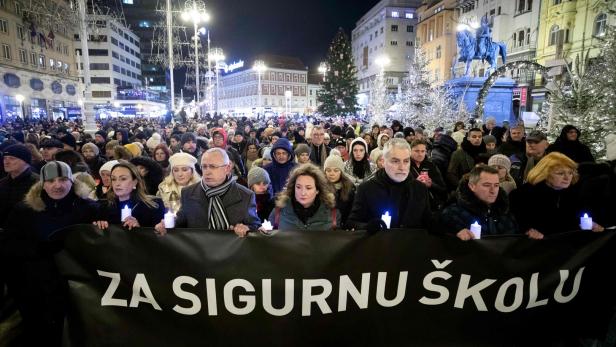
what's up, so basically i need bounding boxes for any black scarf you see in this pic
[292,198,321,225]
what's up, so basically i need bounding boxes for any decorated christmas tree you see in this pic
[422,83,463,134]
[368,69,391,127]
[317,28,359,115]
[399,45,432,126]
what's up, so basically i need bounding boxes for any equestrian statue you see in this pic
[453,16,507,77]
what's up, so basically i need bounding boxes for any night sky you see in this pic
[201,0,381,70]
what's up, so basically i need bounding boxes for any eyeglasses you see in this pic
[201,164,227,171]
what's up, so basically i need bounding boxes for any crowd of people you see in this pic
[0,113,615,345]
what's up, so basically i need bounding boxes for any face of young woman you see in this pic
[294,175,319,208]
[101,170,111,187]
[172,165,193,186]
[325,167,341,183]
[298,153,310,164]
[111,167,138,201]
[252,182,269,195]
[155,149,166,162]
[352,144,366,161]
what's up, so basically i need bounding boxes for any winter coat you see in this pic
[347,169,432,230]
[546,125,594,163]
[0,168,39,227]
[332,183,356,229]
[509,181,585,236]
[430,134,458,186]
[255,192,275,223]
[309,143,331,167]
[175,180,261,229]
[343,160,377,186]
[499,173,517,195]
[156,173,201,214]
[264,138,297,195]
[498,139,526,158]
[447,138,486,188]
[130,156,164,196]
[269,200,340,231]
[575,162,616,227]
[99,196,165,228]
[409,159,447,210]
[439,177,519,236]
[482,125,506,146]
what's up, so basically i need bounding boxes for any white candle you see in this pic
[262,219,273,231]
[580,213,593,231]
[470,221,482,239]
[121,205,131,222]
[164,210,176,229]
[381,211,391,229]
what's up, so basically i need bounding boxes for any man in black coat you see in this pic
[0,144,39,227]
[482,116,506,146]
[347,138,432,230]
[409,139,447,210]
[498,124,526,158]
[308,125,331,168]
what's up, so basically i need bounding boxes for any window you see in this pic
[111,37,118,45]
[2,44,10,60]
[0,19,7,33]
[112,51,119,59]
[114,78,121,85]
[88,49,109,56]
[16,25,24,40]
[123,0,133,5]
[405,12,413,19]
[49,58,54,70]
[406,41,412,46]
[553,0,561,4]
[594,13,607,37]
[391,25,398,32]
[63,63,69,73]
[390,41,398,46]
[392,11,399,18]
[19,49,26,63]
[92,91,112,98]
[407,25,413,32]
[436,45,442,59]
[63,45,68,55]
[39,54,45,68]
[91,77,111,84]
[90,63,110,70]
[517,29,525,47]
[30,51,36,65]
[380,27,383,34]
[15,1,22,15]
[526,28,531,45]
[549,25,559,46]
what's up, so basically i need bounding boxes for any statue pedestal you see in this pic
[445,77,516,125]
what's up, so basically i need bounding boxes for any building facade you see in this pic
[352,0,422,108]
[307,73,323,114]
[416,0,459,84]
[0,0,81,120]
[218,55,310,116]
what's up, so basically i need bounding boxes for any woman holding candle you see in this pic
[94,161,164,230]
[269,163,339,231]
[510,152,604,239]
[156,153,201,214]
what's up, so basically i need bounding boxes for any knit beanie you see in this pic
[370,148,383,163]
[124,143,141,157]
[61,133,76,148]
[169,152,197,171]
[488,154,512,172]
[294,143,311,156]
[247,166,271,188]
[146,133,162,150]
[3,144,32,165]
[606,134,616,161]
[95,130,107,140]
[181,132,197,146]
[324,153,345,172]
[81,142,100,156]
[350,137,368,152]
[483,135,497,145]
[262,146,272,161]
[40,160,72,182]
[99,160,119,176]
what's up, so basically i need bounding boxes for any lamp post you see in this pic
[181,1,210,109]
[15,94,25,118]
[253,60,267,117]
[318,62,328,82]
[209,47,225,114]
[284,90,292,115]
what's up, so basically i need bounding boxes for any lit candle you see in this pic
[580,213,593,231]
[381,211,391,229]
[262,219,273,231]
[164,210,176,229]
[121,205,131,222]
[470,221,482,239]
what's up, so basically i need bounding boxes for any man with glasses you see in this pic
[155,148,260,237]
[308,125,331,168]
[347,138,432,230]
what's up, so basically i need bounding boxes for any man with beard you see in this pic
[447,128,486,188]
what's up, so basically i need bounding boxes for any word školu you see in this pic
[97,260,585,316]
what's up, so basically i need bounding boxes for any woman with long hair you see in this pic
[510,152,604,239]
[344,138,377,186]
[152,143,171,177]
[269,163,339,231]
[94,161,164,230]
[242,138,260,173]
[324,154,356,228]
[156,153,201,214]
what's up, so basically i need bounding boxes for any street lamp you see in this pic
[318,62,328,82]
[208,47,225,114]
[15,94,25,118]
[253,60,267,117]
[284,90,292,115]
[375,55,391,70]
[181,0,210,109]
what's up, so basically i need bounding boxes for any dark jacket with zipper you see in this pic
[410,159,447,210]
[99,196,165,227]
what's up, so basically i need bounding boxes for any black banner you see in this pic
[56,226,616,347]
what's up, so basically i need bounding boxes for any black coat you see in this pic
[546,125,594,163]
[347,169,432,230]
[85,156,107,181]
[430,134,458,188]
[0,168,39,227]
[333,184,356,229]
[410,159,447,209]
[99,196,165,228]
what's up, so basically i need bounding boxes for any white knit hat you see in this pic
[606,134,616,161]
[324,153,345,171]
[169,152,197,171]
[99,160,119,176]
[146,133,162,150]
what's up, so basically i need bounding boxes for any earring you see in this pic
[133,186,136,190]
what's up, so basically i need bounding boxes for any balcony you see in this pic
[508,41,537,55]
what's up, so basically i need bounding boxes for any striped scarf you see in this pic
[200,176,236,230]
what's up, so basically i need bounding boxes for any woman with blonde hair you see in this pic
[94,160,164,230]
[156,152,201,213]
[269,163,339,231]
[510,152,604,239]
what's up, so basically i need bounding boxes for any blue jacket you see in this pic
[264,138,296,195]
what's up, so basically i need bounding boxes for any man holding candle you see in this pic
[439,165,518,241]
[347,139,431,230]
[154,148,261,237]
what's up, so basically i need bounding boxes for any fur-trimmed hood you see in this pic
[24,178,95,212]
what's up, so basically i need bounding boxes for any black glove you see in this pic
[366,218,387,235]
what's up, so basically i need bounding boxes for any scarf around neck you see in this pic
[200,176,236,229]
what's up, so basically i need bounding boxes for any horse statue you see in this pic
[452,16,507,77]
